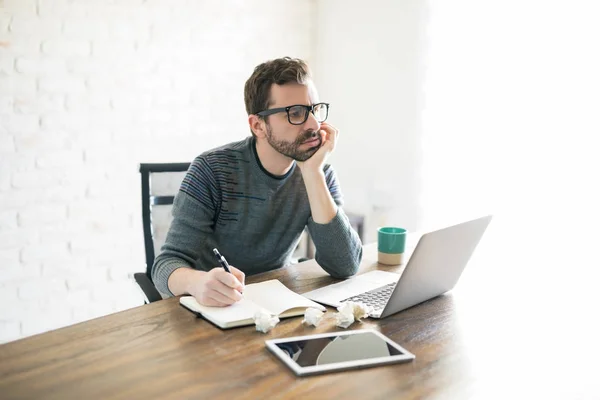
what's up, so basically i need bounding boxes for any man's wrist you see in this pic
[184,269,206,294]
[300,167,325,183]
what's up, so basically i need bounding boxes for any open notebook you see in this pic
[179,279,326,329]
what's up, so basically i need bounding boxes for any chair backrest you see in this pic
[140,163,191,280]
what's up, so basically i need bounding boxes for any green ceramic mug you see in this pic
[377,227,407,265]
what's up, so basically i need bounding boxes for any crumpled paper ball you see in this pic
[335,301,373,329]
[253,310,280,333]
[302,307,325,327]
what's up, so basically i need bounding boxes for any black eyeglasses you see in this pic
[256,103,329,125]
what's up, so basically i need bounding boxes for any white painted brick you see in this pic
[37,0,87,18]
[84,76,116,92]
[111,92,152,110]
[0,210,18,230]
[38,76,86,94]
[109,17,150,42]
[9,16,62,35]
[87,245,136,266]
[44,289,91,312]
[87,80,136,100]
[0,96,14,111]
[79,215,133,237]
[0,228,39,250]
[0,285,18,304]
[0,114,39,135]
[41,39,91,57]
[108,265,134,281]
[40,113,89,131]
[58,166,107,187]
[0,153,35,172]
[21,306,72,337]
[134,75,172,92]
[0,298,36,321]
[85,178,137,200]
[150,21,191,43]
[119,57,156,75]
[71,301,113,323]
[11,170,61,189]
[41,257,87,278]
[13,94,65,114]
[67,127,112,151]
[67,58,108,75]
[114,288,145,312]
[67,199,115,221]
[0,76,37,96]
[0,265,41,284]
[111,253,144,276]
[0,54,13,74]
[14,131,69,153]
[65,93,110,111]
[0,249,20,265]
[35,149,84,169]
[0,320,21,344]
[18,278,67,301]
[69,234,118,257]
[0,189,38,209]
[0,134,15,153]
[17,204,68,228]
[0,37,41,57]
[83,147,132,165]
[15,57,67,75]
[63,18,109,39]
[37,184,86,206]
[152,92,191,108]
[91,280,137,302]
[91,40,134,58]
[3,0,37,15]
[38,220,87,245]
[83,235,136,262]
[65,267,107,291]
[0,15,11,32]
[20,242,70,264]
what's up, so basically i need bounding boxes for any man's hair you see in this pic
[244,57,311,135]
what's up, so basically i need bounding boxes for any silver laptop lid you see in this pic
[380,215,492,318]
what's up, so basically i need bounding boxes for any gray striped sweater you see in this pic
[152,136,363,296]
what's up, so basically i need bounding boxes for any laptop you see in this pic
[303,215,493,319]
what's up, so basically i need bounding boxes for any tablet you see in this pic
[265,329,415,376]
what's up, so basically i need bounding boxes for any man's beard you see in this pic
[265,124,322,162]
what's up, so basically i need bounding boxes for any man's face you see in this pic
[263,81,322,162]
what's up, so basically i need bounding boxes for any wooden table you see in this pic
[1,239,599,399]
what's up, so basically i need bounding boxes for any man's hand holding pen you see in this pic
[186,249,245,307]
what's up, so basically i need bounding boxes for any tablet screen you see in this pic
[266,329,415,376]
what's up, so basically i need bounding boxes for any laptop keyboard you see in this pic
[340,282,397,311]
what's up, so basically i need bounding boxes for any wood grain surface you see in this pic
[1,237,598,399]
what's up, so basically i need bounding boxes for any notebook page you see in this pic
[244,280,326,315]
[180,296,264,326]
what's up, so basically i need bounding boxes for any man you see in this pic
[152,57,363,306]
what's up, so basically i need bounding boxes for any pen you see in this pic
[212,248,231,273]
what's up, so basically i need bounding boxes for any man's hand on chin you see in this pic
[297,122,339,175]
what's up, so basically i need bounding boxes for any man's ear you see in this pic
[248,114,267,138]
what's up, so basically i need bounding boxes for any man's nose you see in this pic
[304,111,320,131]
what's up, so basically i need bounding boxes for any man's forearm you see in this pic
[168,267,205,296]
[302,170,337,224]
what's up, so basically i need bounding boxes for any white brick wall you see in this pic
[0,0,314,343]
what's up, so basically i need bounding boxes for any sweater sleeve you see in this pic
[306,164,363,278]
[151,157,219,296]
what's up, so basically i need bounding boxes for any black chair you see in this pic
[134,162,191,304]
